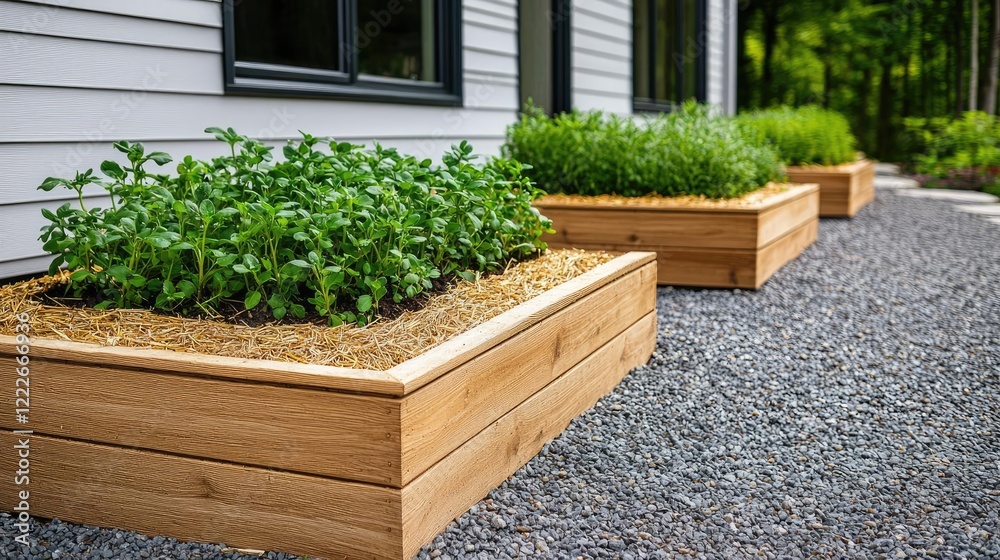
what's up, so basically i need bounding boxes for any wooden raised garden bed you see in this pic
[784,159,876,218]
[0,251,657,560]
[534,184,820,289]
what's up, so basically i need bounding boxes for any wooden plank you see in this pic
[389,252,656,393]
[545,240,760,288]
[400,312,657,558]
[0,336,403,395]
[538,207,760,249]
[399,261,656,484]
[0,360,404,486]
[756,218,818,287]
[757,185,819,246]
[0,431,404,560]
[786,160,875,218]
[533,183,818,214]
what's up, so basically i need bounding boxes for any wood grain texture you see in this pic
[399,262,656,484]
[389,252,656,393]
[756,218,819,288]
[0,336,402,395]
[0,360,404,486]
[536,185,820,288]
[786,160,876,218]
[0,431,405,560]
[401,312,657,558]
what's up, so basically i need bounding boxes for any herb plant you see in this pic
[39,129,551,325]
[504,102,781,199]
[736,105,858,166]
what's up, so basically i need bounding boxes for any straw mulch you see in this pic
[0,249,615,370]
[537,183,790,209]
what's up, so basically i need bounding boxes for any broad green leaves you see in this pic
[37,130,551,326]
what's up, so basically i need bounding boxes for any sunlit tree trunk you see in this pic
[984,0,1000,114]
[971,0,980,111]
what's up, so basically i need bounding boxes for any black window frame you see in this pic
[551,0,573,115]
[223,0,464,106]
[633,0,707,113]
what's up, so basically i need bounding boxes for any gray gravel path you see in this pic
[4,190,999,559]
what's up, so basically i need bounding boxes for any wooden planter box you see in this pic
[0,252,657,560]
[785,159,876,217]
[534,184,819,289]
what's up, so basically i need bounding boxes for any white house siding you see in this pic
[706,0,737,113]
[0,0,520,279]
[570,0,736,116]
[571,0,633,115]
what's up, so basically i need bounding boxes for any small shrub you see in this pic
[737,105,858,166]
[38,129,551,326]
[905,112,1000,191]
[503,102,782,199]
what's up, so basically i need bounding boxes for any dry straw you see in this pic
[0,249,614,370]
[537,183,791,209]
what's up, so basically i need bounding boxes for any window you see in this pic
[633,0,706,112]
[223,0,462,105]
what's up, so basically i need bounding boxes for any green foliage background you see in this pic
[738,0,999,162]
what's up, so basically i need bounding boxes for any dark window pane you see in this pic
[357,0,437,81]
[634,0,651,99]
[234,0,341,71]
[681,0,700,101]
[654,0,678,102]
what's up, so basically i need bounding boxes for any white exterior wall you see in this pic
[569,0,737,115]
[571,0,633,115]
[0,0,520,278]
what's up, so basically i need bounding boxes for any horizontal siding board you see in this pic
[0,136,508,206]
[574,50,631,76]
[0,86,516,143]
[0,1,221,52]
[574,0,631,25]
[574,68,632,96]
[463,0,516,21]
[462,21,517,54]
[0,255,53,279]
[574,91,632,114]
[13,0,223,27]
[574,8,630,36]
[464,48,518,77]
[462,6,516,32]
[0,32,223,94]
[572,28,631,60]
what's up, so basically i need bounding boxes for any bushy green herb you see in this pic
[737,105,858,166]
[504,102,781,199]
[906,112,1000,182]
[38,129,551,325]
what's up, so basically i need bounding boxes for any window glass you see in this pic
[234,0,342,71]
[357,0,437,82]
[681,0,700,101]
[654,0,678,102]
[634,0,704,108]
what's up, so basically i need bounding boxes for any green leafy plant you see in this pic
[903,112,1000,191]
[736,105,858,167]
[504,102,781,199]
[38,129,551,326]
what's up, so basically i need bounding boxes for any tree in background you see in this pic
[738,0,1000,160]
